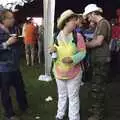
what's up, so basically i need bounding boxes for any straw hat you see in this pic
[83,4,103,18]
[57,9,77,29]
[77,13,83,16]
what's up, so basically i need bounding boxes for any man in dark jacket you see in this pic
[0,9,28,120]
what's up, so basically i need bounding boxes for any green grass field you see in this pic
[0,60,89,120]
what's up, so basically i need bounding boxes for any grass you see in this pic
[0,59,89,120]
[20,61,58,120]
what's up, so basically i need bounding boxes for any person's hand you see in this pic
[48,46,57,53]
[6,36,18,46]
[85,40,90,47]
[116,46,120,52]
[62,57,73,64]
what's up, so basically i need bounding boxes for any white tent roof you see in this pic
[0,0,34,12]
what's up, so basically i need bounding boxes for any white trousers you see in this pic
[56,72,82,120]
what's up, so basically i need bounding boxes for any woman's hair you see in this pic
[26,18,32,24]
[60,15,78,30]
[0,9,11,23]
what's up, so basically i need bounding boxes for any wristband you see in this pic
[2,42,8,49]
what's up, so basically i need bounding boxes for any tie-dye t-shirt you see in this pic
[53,31,86,80]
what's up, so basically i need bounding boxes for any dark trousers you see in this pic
[0,70,28,118]
[90,63,109,120]
[110,51,120,75]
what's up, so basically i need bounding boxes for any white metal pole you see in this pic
[38,0,55,81]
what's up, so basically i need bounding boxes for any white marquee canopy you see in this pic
[0,0,34,11]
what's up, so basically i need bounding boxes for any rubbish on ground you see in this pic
[45,96,53,102]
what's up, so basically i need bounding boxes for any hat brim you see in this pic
[76,13,83,16]
[57,13,77,29]
[83,8,103,19]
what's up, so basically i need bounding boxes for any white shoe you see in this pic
[38,75,52,82]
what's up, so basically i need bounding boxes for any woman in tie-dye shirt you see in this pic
[49,10,86,120]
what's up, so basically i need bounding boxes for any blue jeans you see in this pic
[0,70,28,118]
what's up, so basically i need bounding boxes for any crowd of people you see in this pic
[0,3,120,120]
[50,4,111,120]
[22,18,44,66]
[110,8,120,77]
